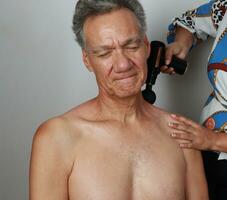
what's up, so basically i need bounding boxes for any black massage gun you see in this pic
[142,41,188,104]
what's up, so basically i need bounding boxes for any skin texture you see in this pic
[29,9,208,200]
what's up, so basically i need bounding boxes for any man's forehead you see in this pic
[83,8,142,46]
[86,35,143,51]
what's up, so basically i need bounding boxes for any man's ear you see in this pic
[82,49,93,72]
[144,35,151,59]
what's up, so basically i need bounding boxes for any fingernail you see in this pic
[172,133,176,137]
[171,114,177,118]
[168,122,173,127]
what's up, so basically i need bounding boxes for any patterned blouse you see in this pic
[167,0,227,159]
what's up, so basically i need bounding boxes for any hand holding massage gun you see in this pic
[142,41,188,104]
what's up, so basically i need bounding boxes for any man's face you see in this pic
[82,8,150,99]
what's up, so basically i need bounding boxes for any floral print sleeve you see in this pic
[167,0,227,45]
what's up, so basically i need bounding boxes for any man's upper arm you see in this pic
[29,118,73,200]
[183,149,209,200]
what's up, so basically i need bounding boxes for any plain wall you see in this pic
[0,0,212,199]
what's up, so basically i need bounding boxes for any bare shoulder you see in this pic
[64,98,99,121]
[33,116,73,149]
[146,104,203,157]
[31,116,77,170]
[145,104,172,124]
[32,98,98,155]
[29,101,98,199]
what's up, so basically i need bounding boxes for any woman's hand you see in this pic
[160,41,189,74]
[161,26,193,74]
[168,114,215,150]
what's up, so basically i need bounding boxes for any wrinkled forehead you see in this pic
[83,8,142,48]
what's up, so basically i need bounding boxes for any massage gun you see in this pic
[142,41,187,104]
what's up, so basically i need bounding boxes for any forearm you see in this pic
[209,132,227,153]
[175,26,194,54]
[167,0,218,45]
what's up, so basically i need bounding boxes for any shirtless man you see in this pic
[29,0,208,199]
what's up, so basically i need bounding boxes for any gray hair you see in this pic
[72,0,147,49]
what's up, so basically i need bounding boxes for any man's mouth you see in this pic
[115,73,137,81]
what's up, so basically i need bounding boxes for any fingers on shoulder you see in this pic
[171,114,195,127]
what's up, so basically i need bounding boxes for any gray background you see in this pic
[0,0,212,199]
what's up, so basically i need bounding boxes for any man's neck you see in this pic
[96,92,147,124]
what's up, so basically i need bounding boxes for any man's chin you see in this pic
[113,87,141,99]
[105,81,143,99]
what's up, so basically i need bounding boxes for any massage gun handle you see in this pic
[168,55,187,75]
[146,40,187,86]
[149,54,187,86]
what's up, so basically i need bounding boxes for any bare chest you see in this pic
[68,126,186,200]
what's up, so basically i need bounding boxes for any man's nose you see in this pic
[113,49,132,73]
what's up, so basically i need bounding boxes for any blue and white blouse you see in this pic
[168,0,227,159]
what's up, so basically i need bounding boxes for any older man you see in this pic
[29,0,208,199]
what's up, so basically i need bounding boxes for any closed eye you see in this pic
[123,39,142,51]
[125,45,140,51]
[97,51,112,57]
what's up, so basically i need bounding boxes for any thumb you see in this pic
[165,48,174,65]
[166,45,183,65]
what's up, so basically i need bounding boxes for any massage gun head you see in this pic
[142,88,156,104]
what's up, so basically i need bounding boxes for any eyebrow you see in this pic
[121,37,142,47]
[88,36,143,54]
